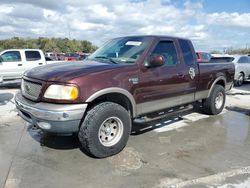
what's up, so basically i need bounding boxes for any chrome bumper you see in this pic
[15,92,87,133]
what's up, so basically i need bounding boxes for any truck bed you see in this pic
[197,62,235,94]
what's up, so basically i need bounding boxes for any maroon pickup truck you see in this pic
[15,36,235,158]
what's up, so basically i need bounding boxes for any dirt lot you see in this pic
[0,83,250,188]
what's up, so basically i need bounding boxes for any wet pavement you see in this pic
[0,83,250,188]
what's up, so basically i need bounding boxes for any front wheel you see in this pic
[202,85,226,115]
[78,102,131,158]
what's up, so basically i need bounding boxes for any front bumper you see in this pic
[0,78,22,86]
[15,92,87,133]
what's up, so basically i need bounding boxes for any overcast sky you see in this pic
[0,0,249,51]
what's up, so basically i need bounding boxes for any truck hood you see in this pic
[24,60,117,82]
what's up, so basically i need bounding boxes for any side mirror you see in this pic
[145,55,164,68]
[0,56,3,63]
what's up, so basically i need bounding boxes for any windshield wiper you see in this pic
[94,56,119,64]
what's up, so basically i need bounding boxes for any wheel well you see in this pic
[239,72,245,77]
[215,79,225,88]
[87,93,133,117]
[208,78,226,97]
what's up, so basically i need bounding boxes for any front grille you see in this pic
[21,79,42,101]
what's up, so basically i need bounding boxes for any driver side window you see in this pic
[1,51,21,62]
[151,41,178,66]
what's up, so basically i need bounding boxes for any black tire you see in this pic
[202,85,225,115]
[235,73,244,87]
[78,102,131,158]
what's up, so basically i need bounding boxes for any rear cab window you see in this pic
[202,53,211,61]
[151,41,178,66]
[179,39,195,66]
[1,51,21,62]
[25,51,41,61]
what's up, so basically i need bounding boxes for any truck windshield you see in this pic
[88,37,150,64]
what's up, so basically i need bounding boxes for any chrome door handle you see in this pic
[189,67,195,79]
[18,64,22,66]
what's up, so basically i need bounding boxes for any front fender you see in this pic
[86,87,137,117]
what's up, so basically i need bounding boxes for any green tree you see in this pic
[0,37,97,53]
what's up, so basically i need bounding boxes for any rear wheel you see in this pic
[78,102,131,158]
[202,85,225,115]
[235,73,244,86]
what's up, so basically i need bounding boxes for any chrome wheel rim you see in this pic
[215,92,224,109]
[98,117,124,147]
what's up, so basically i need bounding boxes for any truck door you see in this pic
[136,39,191,115]
[0,50,25,80]
[23,50,45,70]
[177,39,199,100]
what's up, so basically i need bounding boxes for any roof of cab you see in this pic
[114,35,190,41]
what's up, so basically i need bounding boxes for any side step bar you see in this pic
[134,104,193,123]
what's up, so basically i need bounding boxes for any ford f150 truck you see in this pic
[15,36,235,158]
[0,49,62,85]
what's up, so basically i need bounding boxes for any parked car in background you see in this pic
[0,49,62,85]
[196,53,234,64]
[45,52,55,59]
[196,52,211,63]
[57,53,65,61]
[45,52,65,61]
[232,55,250,86]
[64,53,81,61]
[79,53,91,60]
[210,53,232,57]
[45,57,53,61]
[209,56,234,63]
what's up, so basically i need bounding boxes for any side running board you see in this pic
[134,104,193,123]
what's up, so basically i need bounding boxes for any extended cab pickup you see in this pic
[15,36,235,158]
[0,49,62,85]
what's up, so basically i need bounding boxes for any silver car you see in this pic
[233,55,250,86]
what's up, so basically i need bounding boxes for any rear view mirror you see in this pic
[145,55,164,68]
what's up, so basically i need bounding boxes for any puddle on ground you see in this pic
[27,124,80,150]
[226,106,250,116]
[220,111,250,144]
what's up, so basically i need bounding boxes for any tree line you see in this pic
[0,37,98,53]
[211,47,250,55]
[223,47,250,55]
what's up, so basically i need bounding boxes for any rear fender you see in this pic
[208,76,226,97]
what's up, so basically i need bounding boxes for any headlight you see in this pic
[44,85,79,100]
